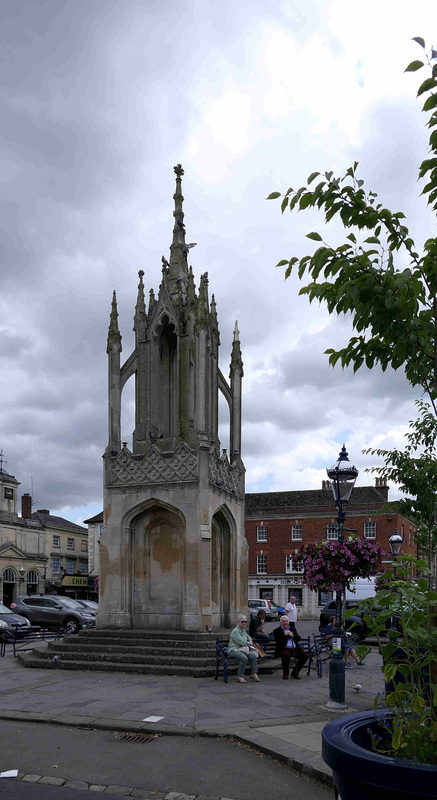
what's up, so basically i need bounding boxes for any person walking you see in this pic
[285,596,300,635]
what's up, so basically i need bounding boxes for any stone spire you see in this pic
[133,270,147,340]
[168,164,188,295]
[107,290,122,353]
[230,321,243,374]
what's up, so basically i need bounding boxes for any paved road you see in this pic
[0,719,332,799]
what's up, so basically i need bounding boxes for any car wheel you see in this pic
[65,617,80,634]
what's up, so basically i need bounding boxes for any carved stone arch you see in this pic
[124,498,186,630]
[210,503,236,628]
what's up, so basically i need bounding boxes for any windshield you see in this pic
[0,602,12,614]
[58,597,83,609]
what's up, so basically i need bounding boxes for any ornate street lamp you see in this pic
[388,528,403,638]
[388,528,403,571]
[326,444,359,709]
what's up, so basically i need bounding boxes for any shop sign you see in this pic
[61,576,87,587]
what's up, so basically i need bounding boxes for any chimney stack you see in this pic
[21,493,32,519]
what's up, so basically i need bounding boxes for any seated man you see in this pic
[324,616,366,668]
[273,615,308,679]
[249,610,272,654]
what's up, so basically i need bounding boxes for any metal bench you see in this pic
[215,635,312,682]
[0,626,67,657]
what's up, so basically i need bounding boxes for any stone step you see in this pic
[36,648,215,667]
[55,639,215,653]
[17,650,279,677]
[48,637,215,658]
[77,629,219,642]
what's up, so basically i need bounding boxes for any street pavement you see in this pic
[0,620,384,798]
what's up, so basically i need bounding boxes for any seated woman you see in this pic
[228,615,261,684]
[273,615,308,679]
[324,616,366,668]
[249,610,272,654]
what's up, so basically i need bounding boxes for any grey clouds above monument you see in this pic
[0,0,431,521]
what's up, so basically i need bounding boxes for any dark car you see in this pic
[10,595,96,634]
[0,601,31,633]
[319,599,368,641]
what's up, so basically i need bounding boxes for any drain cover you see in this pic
[114,732,158,743]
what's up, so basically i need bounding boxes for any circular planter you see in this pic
[322,711,437,800]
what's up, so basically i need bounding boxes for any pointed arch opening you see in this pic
[210,506,235,628]
[128,500,186,629]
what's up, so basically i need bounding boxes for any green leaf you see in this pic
[307,171,320,185]
[412,36,425,48]
[275,260,289,267]
[281,196,289,213]
[267,192,281,200]
[299,193,314,210]
[405,60,424,72]
[306,232,323,241]
[417,78,437,98]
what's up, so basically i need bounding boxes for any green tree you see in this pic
[363,400,437,586]
[269,38,437,414]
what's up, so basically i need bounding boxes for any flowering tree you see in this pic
[299,537,385,593]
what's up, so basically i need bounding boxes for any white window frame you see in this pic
[52,558,60,574]
[66,559,75,575]
[286,554,304,574]
[256,525,267,542]
[291,524,302,541]
[327,524,338,541]
[79,561,87,575]
[257,554,267,574]
[364,521,376,539]
[53,535,60,548]
[67,538,75,550]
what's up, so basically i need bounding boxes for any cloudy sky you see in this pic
[1,0,435,525]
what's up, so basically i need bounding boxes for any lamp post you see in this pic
[388,528,403,576]
[326,444,359,709]
[388,528,403,638]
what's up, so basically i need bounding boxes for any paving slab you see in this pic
[0,636,385,789]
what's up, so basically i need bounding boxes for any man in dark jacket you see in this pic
[273,615,308,679]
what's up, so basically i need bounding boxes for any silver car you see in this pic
[0,601,31,633]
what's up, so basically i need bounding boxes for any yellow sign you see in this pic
[62,576,87,587]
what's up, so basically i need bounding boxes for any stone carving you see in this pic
[209,447,244,498]
[109,443,198,487]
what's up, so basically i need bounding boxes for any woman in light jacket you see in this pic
[228,614,261,684]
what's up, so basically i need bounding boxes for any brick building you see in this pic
[245,479,417,618]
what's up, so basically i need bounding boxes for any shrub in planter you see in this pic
[358,556,437,765]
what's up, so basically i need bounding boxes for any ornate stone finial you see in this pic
[134,270,147,335]
[168,165,189,296]
[107,290,122,353]
[230,320,243,375]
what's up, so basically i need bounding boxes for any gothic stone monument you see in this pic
[98,165,247,631]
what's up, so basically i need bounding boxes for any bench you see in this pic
[215,635,312,682]
[0,626,67,657]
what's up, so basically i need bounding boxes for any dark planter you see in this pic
[322,711,437,800]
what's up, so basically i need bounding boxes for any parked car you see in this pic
[74,599,98,615]
[0,601,31,633]
[248,598,277,621]
[319,599,368,641]
[10,595,96,634]
[269,600,285,620]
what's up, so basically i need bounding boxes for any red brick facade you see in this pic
[245,482,417,617]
